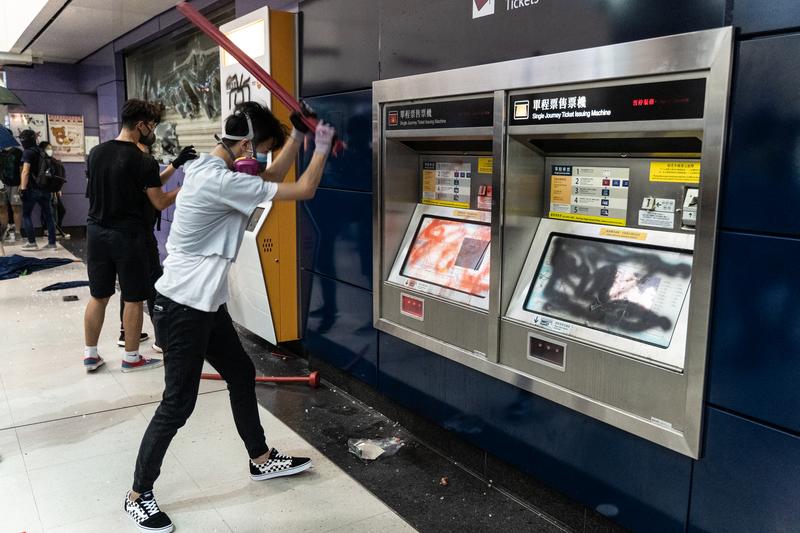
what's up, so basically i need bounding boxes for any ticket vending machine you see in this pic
[374,95,498,359]
[374,28,732,457]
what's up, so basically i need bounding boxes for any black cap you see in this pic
[18,129,37,148]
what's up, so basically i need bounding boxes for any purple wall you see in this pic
[6,63,99,228]
[5,0,295,237]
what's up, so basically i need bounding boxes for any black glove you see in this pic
[19,188,29,202]
[172,145,198,168]
[290,101,317,134]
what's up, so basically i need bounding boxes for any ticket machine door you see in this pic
[372,28,732,458]
[374,95,498,361]
[499,73,729,458]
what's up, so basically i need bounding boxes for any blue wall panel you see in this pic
[294,3,800,530]
[304,273,377,387]
[721,34,800,235]
[732,0,800,35]
[379,0,725,80]
[379,332,692,533]
[301,189,372,290]
[708,231,800,433]
[300,0,379,96]
[299,90,373,192]
[690,408,800,532]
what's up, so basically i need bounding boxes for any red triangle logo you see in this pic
[475,0,490,9]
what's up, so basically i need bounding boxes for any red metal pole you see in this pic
[201,371,320,389]
[177,1,343,153]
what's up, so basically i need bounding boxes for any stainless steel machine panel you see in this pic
[505,219,694,371]
[373,28,733,458]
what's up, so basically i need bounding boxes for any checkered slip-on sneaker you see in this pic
[123,490,173,533]
[250,448,313,481]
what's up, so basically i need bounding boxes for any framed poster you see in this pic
[47,115,84,162]
[9,113,48,144]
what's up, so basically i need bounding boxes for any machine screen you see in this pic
[246,207,265,232]
[401,215,491,298]
[524,235,692,348]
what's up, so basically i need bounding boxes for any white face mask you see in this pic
[45,148,53,157]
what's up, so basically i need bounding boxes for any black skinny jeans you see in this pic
[22,188,55,245]
[132,294,269,493]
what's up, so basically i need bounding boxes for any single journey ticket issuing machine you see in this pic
[373,27,733,457]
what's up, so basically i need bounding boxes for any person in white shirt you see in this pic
[124,101,335,533]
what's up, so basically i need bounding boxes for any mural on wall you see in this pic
[136,45,221,122]
[9,113,49,144]
[127,23,229,163]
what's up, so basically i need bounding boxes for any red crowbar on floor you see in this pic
[201,371,321,388]
[177,1,345,155]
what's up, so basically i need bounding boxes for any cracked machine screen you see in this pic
[401,216,491,298]
[525,235,692,348]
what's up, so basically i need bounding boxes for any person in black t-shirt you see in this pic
[116,141,197,353]
[83,100,179,374]
[18,129,57,250]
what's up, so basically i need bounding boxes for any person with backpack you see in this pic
[38,141,70,240]
[18,129,57,250]
[0,130,24,243]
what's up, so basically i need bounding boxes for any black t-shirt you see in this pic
[141,153,160,229]
[21,148,42,189]
[87,140,161,230]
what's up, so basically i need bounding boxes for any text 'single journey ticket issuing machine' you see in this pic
[373,28,733,458]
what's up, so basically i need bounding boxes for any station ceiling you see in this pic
[8,0,177,63]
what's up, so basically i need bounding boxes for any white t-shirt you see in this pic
[155,154,277,312]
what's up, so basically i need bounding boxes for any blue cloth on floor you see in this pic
[0,254,73,281]
[40,280,90,292]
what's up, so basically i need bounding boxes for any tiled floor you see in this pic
[0,241,415,533]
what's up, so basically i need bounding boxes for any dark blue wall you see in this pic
[299,89,377,387]
[298,1,800,531]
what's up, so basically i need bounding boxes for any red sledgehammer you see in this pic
[180,1,328,390]
[177,1,344,155]
[201,371,321,389]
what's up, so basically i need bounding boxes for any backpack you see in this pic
[33,149,67,193]
[0,148,22,186]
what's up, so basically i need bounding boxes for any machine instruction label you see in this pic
[649,161,701,183]
[599,228,647,241]
[638,210,675,229]
[422,161,472,208]
[530,313,573,335]
[549,166,630,226]
[478,157,494,174]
